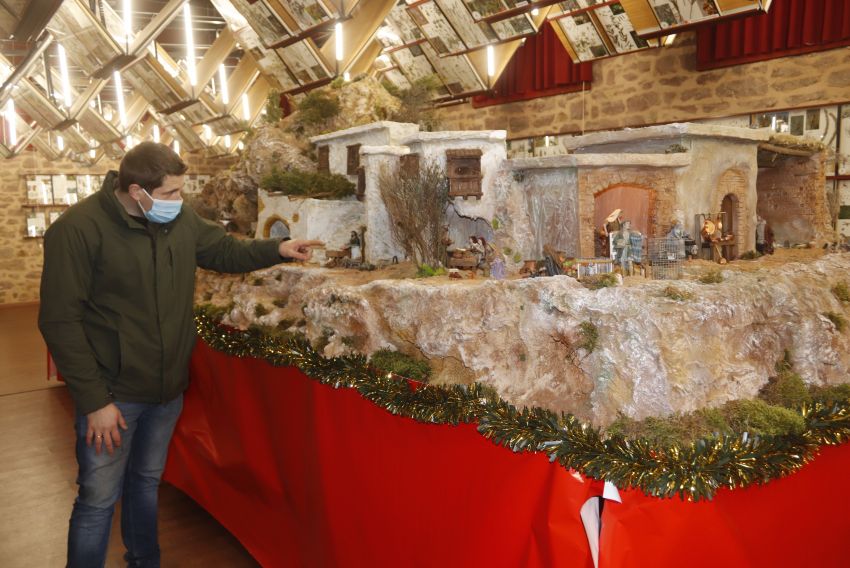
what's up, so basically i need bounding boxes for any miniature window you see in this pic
[347,143,361,175]
[399,153,420,178]
[317,145,330,173]
[446,149,483,199]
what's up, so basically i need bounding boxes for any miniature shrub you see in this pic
[739,250,762,260]
[262,89,283,124]
[388,75,441,130]
[261,168,355,200]
[295,90,339,128]
[513,253,522,264]
[416,264,447,278]
[811,383,850,404]
[662,286,694,301]
[576,321,599,354]
[824,311,847,332]
[254,304,270,318]
[369,349,431,382]
[491,218,501,230]
[699,270,724,284]
[832,281,850,304]
[720,399,805,437]
[581,273,619,290]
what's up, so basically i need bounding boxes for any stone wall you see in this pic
[757,153,833,246]
[0,149,234,305]
[435,33,850,138]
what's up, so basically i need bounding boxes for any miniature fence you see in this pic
[575,259,614,280]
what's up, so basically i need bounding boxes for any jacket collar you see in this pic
[98,170,182,231]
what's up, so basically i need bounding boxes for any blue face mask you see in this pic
[139,188,182,223]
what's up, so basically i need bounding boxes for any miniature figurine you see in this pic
[612,220,642,273]
[756,216,767,254]
[490,253,506,280]
[349,231,362,262]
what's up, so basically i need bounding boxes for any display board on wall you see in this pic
[23,174,105,237]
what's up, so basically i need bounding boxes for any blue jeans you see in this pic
[67,395,183,568]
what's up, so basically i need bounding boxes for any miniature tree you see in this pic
[378,159,449,268]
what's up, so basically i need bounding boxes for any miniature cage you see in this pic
[648,238,685,280]
[576,259,614,280]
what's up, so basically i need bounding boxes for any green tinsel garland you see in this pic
[195,307,850,501]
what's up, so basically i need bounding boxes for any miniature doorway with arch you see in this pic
[594,185,653,258]
[720,193,739,259]
[263,216,290,239]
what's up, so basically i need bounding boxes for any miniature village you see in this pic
[193,78,850,431]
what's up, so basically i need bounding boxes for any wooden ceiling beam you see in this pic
[194,25,236,93]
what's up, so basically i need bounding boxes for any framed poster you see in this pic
[490,13,536,41]
[276,41,331,85]
[408,2,469,55]
[230,0,292,47]
[433,0,493,49]
[385,3,424,46]
[26,175,53,204]
[391,44,439,84]
[595,2,652,54]
[283,0,333,31]
[26,210,47,237]
[647,0,719,31]
[556,11,609,61]
[420,43,485,95]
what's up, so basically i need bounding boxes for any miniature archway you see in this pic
[263,215,290,239]
[713,168,750,256]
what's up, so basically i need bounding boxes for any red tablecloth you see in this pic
[164,340,850,567]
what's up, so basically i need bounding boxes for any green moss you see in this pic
[262,89,283,124]
[261,168,355,200]
[369,349,431,382]
[699,270,724,284]
[662,285,694,301]
[254,304,270,318]
[416,264,447,278]
[758,368,811,409]
[832,281,850,304]
[491,218,501,230]
[606,408,729,446]
[721,399,805,437]
[513,253,522,264]
[739,250,762,260]
[824,311,847,332]
[576,321,598,354]
[581,273,619,290]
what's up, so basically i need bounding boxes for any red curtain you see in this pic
[472,22,592,108]
[697,0,850,70]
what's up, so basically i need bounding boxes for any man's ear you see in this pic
[127,183,143,201]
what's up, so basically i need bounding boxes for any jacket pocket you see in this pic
[84,322,121,378]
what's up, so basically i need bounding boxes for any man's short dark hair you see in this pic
[118,141,188,192]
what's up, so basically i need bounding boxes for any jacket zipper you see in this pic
[149,230,166,403]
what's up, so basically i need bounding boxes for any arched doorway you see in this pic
[594,185,653,257]
[263,216,290,239]
[720,194,738,258]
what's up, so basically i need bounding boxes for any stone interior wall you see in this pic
[0,149,234,305]
[435,33,850,139]
[578,167,679,257]
[757,154,833,246]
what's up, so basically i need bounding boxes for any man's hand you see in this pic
[86,403,128,456]
[279,239,324,261]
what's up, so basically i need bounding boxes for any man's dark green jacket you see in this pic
[39,171,284,415]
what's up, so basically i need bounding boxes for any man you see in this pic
[38,142,322,567]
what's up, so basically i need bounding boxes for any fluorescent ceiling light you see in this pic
[153,124,160,143]
[219,64,229,105]
[343,72,350,82]
[486,45,495,77]
[6,99,16,147]
[184,3,197,86]
[242,92,250,120]
[203,124,212,140]
[224,134,231,148]
[335,22,343,62]
[531,8,539,16]
[57,135,64,151]
[58,43,72,109]
[173,139,180,154]
[113,71,127,129]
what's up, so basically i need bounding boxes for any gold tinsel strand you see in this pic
[194,307,850,501]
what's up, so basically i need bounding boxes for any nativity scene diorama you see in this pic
[193,96,850,452]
